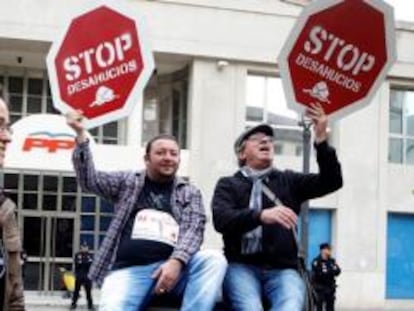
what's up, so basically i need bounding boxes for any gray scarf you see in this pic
[240,166,273,254]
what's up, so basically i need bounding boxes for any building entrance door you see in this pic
[22,212,76,291]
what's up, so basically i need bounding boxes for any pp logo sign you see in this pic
[23,133,76,153]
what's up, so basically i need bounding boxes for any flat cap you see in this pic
[234,124,274,153]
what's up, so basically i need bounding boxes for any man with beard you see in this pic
[67,110,227,311]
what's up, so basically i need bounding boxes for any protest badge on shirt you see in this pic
[131,209,179,246]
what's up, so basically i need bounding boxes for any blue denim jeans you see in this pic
[223,263,305,311]
[99,250,227,311]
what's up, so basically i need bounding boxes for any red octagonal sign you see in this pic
[278,0,396,121]
[47,3,154,128]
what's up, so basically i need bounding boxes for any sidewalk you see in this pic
[25,290,100,310]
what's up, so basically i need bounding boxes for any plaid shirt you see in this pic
[72,141,206,286]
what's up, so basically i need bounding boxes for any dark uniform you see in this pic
[312,254,341,311]
[71,247,94,310]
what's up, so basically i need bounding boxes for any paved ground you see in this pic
[25,291,94,311]
[28,307,85,311]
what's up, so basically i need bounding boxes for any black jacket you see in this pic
[212,141,343,269]
[74,251,93,280]
[312,255,341,289]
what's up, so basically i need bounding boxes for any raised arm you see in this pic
[292,103,343,201]
[67,110,127,202]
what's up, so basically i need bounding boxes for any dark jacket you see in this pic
[74,251,93,280]
[0,197,25,311]
[312,255,341,289]
[212,141,342,269]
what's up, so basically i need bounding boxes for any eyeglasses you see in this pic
[247,134,273,144]
[0,124,13,135]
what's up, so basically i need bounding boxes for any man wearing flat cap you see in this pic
[212,103,343,311]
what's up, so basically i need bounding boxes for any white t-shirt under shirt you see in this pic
[113,177,178,269]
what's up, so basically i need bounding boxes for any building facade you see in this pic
[0,0,414,308]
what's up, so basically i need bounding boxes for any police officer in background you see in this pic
[71,243,94,310]
[312,243,341,311]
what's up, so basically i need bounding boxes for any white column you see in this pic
[126,95,143,147]
[187,58,246,249]
[335,89,384,309]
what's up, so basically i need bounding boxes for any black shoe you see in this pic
[87,306,95,311]
[69,304,76,310]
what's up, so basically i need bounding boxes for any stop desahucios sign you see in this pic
[47,2,154,128]
[278,0,396,121]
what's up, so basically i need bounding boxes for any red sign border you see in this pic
[46,1,155,129]
[278,0,396,121]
